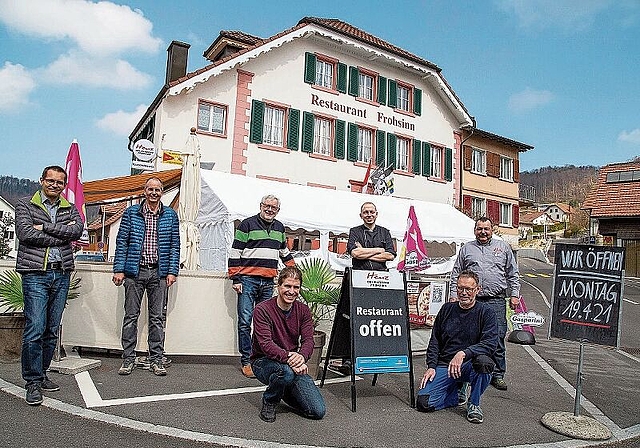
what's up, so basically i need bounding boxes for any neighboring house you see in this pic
[582,161,640,277]
[0,194,16,259]
[537,203,572,223]
[129,17,529,209]
[518,210,555,240]
[459,128,533,248]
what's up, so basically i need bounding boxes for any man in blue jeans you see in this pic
[15,165,84,405]
[417,270,498,423]
[228,195,295,377]
[251,266,325,423]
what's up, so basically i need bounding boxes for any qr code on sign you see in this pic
[431,285,443,303]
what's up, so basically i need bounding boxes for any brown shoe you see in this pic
[241,364,255,378]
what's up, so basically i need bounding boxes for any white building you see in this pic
[130,17,475,205]
[0,195,16,259]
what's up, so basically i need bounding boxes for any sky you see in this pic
[0,0,639,181]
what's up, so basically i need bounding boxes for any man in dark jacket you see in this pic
[416,270,498,424]
[15,165,84,406]
[112,177,180,377]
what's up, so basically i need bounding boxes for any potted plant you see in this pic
[0,269,81,361]
[297,258,340,379]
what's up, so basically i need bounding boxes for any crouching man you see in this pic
[250,266,326,423]
[416,270,497,423]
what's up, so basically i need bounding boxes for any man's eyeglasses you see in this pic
[457,287,477,294]
[261,203,280,211]
[42,179,66,187]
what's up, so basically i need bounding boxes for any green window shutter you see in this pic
[337,63,347,93]
[301,112,314,153]
[412,139,421,174]
[422,142,431,177]
[445,147,453,181]
[377,75,386,105]
[249,100,264,144]
[348,66,359,96]
[376,130,386,166]
[335,120,346,159]
[388,79,397,108]
[346,123,358,161]
[413,88,422,116]
[304,52,316,84]
[386,133,397,168]
[286,108,300,150]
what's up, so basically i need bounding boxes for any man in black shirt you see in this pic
[416,270,498,424]
[347,202,396,271]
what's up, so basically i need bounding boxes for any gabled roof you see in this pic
[519,210,554,225]
[87,203,127,231]
[467,128,533,152]
[83,169,182,204]
[583,161,640,218]
[203,30,265,62]
[135,17,473,131]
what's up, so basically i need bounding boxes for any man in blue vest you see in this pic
[112,177,180,377]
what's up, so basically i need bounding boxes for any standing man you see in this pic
[228,194,295,378]
[416,270,498,423]
[15,165,84,405]
[251,266,326,423]
[113,177,180,377]
[347,202,396,271]
[450,216,520,390]
[338,201,396,374]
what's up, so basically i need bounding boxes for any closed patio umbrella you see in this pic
[179,127,201,270]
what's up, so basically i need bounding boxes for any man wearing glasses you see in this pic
[450,216,520,392]
[228,194,295,377]
[15,166,84,405]
[417,270,498,424]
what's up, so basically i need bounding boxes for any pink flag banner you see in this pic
[397,205,430,271]
[62,140,89,245]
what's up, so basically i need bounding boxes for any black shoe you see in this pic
[337,360,352,376]
[25,384,43,406]
[41,377,60,392]
[260,401,276,423]
[491,377,508,390]
[150,361,167,376]
[118,358,135,375]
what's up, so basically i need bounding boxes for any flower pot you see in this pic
[307,330,327,379]
[0,313,24,362]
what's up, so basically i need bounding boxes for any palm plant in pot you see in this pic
[0,269,81,361]
[297,258,340,379]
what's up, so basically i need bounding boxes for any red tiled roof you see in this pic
[84,169,182,204]
[87,203,127,230]
[519,211,552,225]
[582,161,640,217]
[219,30,264,46]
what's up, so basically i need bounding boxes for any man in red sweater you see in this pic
[250,266,326,423]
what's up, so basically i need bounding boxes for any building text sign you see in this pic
[550,243,624,347]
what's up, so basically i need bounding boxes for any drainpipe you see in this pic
[458,122,475,209]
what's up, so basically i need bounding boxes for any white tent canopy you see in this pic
[196,170,476,272]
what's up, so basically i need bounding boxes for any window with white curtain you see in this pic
[431,145,443,178]
[500,156,514,181]
[315,59,334,89]
[262,105,285,146]
[359,72,374,101]
[396,137,410,171]
[500,203,513,226]
[313,116,333,156]
[471,148,486,174]
[472,197,486,218]
[197,101,226,135]
[357,127,373,163]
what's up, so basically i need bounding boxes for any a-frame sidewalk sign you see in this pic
[320,268,415,411]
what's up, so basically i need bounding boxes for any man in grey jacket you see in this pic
[450,217,520,391]
[15,165,84,406]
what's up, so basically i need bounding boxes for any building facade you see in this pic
[458,128,533,248]
[0,195,16,259]
[131,17,478,205]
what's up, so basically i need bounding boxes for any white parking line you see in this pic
[623,298,638,305]
[74,372,355,408]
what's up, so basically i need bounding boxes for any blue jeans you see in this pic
[21,270,71,386]
[252,357,326,419]
[121,267,167,362]
[417,360,492,409]
[236,275,274,365]
[479,297,507,379]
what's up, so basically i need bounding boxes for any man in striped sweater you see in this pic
[228,194,295,377]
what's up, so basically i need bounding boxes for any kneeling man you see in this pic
[251,266,326,423]
[416,270,497,423]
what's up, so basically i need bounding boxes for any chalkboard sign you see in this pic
[350,269,411,374]
[550,243,625,347]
